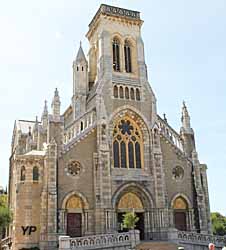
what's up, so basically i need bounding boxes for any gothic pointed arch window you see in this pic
[124,39,132,73]
[33,166,39,181]
[113,118,143,169]
[20,166,26,181]
[113,38,120,72]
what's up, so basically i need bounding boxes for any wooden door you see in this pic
[67,213,82,237]
[174,211,187,231]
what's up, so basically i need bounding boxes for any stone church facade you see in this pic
[7,4,211,250]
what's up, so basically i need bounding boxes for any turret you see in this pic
[41,100,48,130]
[72,42,88,119]
[51,88,61,118]
[180,101,196,157]
[33,116,39,145]
[73,42,88,96]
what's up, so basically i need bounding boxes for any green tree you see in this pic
[211,212,226,236]
[122,212,139,230]
[0,194,12,235]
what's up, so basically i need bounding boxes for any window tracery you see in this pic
[113,118,143,169]
[66,161,82,176]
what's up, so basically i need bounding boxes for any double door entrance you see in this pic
[67,213,82,237]
[117,212,145,240]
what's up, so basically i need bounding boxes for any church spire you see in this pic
[51,88,61,118]
[42,100,48,130]
[181,101,193,134]
[75,42,87,64]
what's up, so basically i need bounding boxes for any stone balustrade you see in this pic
[157,116,184,152]
[59,230,140,250]
[64,109,96,145]
[167,230,226,249]
[177,231,226,247]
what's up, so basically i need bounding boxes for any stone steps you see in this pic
[136,241,179,250]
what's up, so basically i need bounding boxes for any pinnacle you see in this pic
[54,88,59,96]
[43,100,48,114]
[75,42,87,63]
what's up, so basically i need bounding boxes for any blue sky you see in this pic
[0,0,225,214]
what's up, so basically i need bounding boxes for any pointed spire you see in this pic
[181,101,192,133]
[42,100,48,116]
[75,42,87,63]
[33,116,39,131]
[52,88,61,117]
[42,100,48,130]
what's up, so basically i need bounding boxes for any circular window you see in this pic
[66,161,81,176]
[172,166,184,181]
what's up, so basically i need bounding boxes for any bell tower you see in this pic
[86,4,147,84]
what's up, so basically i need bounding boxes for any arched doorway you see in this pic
[173,197,188,231]
[66,195,84,237]
[116,192,145,240]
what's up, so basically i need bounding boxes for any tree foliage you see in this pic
[0,194,12,234]
[122,212,139,230]
[211,212,226,236]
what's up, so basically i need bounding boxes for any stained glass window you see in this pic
[135,142,141,168]
[113,141,119,168]
[128,142,134,168]
[113,118,143,169]
[120,141,127,168]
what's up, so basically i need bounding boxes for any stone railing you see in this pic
[64,109,96,145]
[0,237,12,250]
[59,230,140,250]
[168,230,226,249]
[177,231,226,246]
[157,116,184,152]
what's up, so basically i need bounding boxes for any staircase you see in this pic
[136,241,180,250]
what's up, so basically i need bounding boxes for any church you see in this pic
[7,4,211,250]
